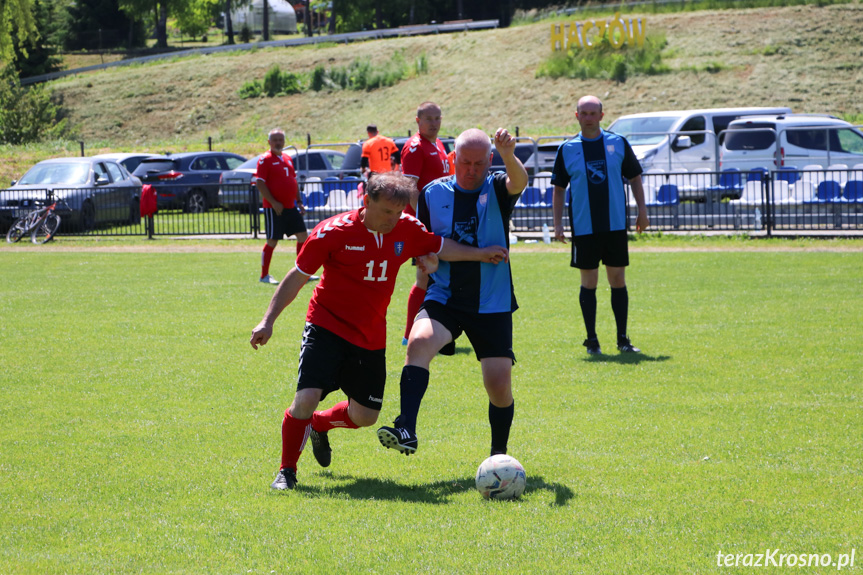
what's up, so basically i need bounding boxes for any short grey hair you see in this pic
[365,172,414,207]
[268,128,285,139]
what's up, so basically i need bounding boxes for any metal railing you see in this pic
[5,163,863,239]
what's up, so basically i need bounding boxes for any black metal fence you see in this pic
[4,167,863,240]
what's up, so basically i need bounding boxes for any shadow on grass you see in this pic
[289,472,574,506]
[583,352,671,365]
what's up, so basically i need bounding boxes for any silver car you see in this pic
[1,157,142,231]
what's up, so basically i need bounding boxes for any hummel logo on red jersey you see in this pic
[346,245,365,251]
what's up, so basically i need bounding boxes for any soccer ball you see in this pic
[475,454,526,500]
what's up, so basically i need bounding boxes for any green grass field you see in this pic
[1,239,861,573]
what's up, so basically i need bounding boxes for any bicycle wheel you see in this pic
[31,213,61,244]
[5,216,29,243]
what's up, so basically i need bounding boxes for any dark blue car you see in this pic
[132,151,247,213]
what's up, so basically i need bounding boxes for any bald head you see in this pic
[576,95,603,114]
[575,95,604,138]
[455,128,491,157]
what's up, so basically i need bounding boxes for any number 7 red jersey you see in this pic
[295,209,444,350]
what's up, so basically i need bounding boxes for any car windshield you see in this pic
[608,116,679,146]
[134,160,176,175]
[19,162,90,185]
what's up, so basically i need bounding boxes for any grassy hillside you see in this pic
[2,3,862,185]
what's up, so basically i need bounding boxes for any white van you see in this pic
[719,114,863,172]
[607,107,792,172]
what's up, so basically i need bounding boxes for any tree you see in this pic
[261,0,269,40]
[60,0,145,51]
[175,0,221,40]
[225,0,235,43]
[0,0,38,64]
[0,64,66,144]
[12,0,61,77]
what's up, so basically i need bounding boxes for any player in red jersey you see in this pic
[255,128,313,285]
[250,172,508,491]
[400,102,450,344]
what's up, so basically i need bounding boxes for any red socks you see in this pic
[312,400,359,432]
[404,285,426,339]
[280,409,311,471]
[261,244,275,278]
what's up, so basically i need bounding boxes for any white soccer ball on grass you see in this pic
[475,454,526,500]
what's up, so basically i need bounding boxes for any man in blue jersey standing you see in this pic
[551,95,649,355]
[377,127,527,457]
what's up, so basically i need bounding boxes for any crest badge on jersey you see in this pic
[586,159,607,184]
[479,193,488,207]
[394,241,404,256]
[607,144,616,154]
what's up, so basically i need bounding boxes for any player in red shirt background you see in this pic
[250,172,508,491]
[400,101,450,344]
[255,128,314,285]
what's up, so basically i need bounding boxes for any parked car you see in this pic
[523,139,566,175]
[288,145,363,186]
[608,107,793,172]
[218,156,261,211]
[132,151,247,212]
[720,114,863,171]
[91,152,160,175]
[490,141,537,174]
[0,157,142,231]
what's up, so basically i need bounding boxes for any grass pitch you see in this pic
[0,239,861,573]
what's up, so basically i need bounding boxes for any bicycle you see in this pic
[5,198,65,244]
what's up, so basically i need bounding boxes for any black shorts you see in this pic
[421,300,516,363]
[264,207,306,240]
[296,323,386,410]
[571,230,629,269]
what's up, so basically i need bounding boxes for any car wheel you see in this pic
[186,190,207,213]
[129,198,141,225]
[80,201,96,232]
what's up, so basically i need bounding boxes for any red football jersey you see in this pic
[254,150,299,209]
[400,135,449,216]
[295,210,444,350]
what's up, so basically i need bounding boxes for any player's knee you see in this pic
[289,390,319,419]
[348,407,379,428]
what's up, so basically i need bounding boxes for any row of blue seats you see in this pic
[648,180,863,205]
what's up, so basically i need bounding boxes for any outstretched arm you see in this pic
[250,267,312,349]
[493,128,529,195]
[438,238,508,264]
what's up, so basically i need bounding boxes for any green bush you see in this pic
[536,34,669,82]
[238,80,263,99]
[0,66,67,144]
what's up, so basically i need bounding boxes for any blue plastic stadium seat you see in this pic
[516,187,544,207]
[303,190,327,210]
[813,180,842,202]
[843,180,863,202]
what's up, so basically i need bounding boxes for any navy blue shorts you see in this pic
[570,229,629,269]
[264,207,306,240]
[421,300,515,363]
[296,323,386,410]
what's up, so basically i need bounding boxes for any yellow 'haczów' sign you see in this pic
[551,12,646,51]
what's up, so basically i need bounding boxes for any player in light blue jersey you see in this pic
[551,95,649,355]
[378,128,528,457]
